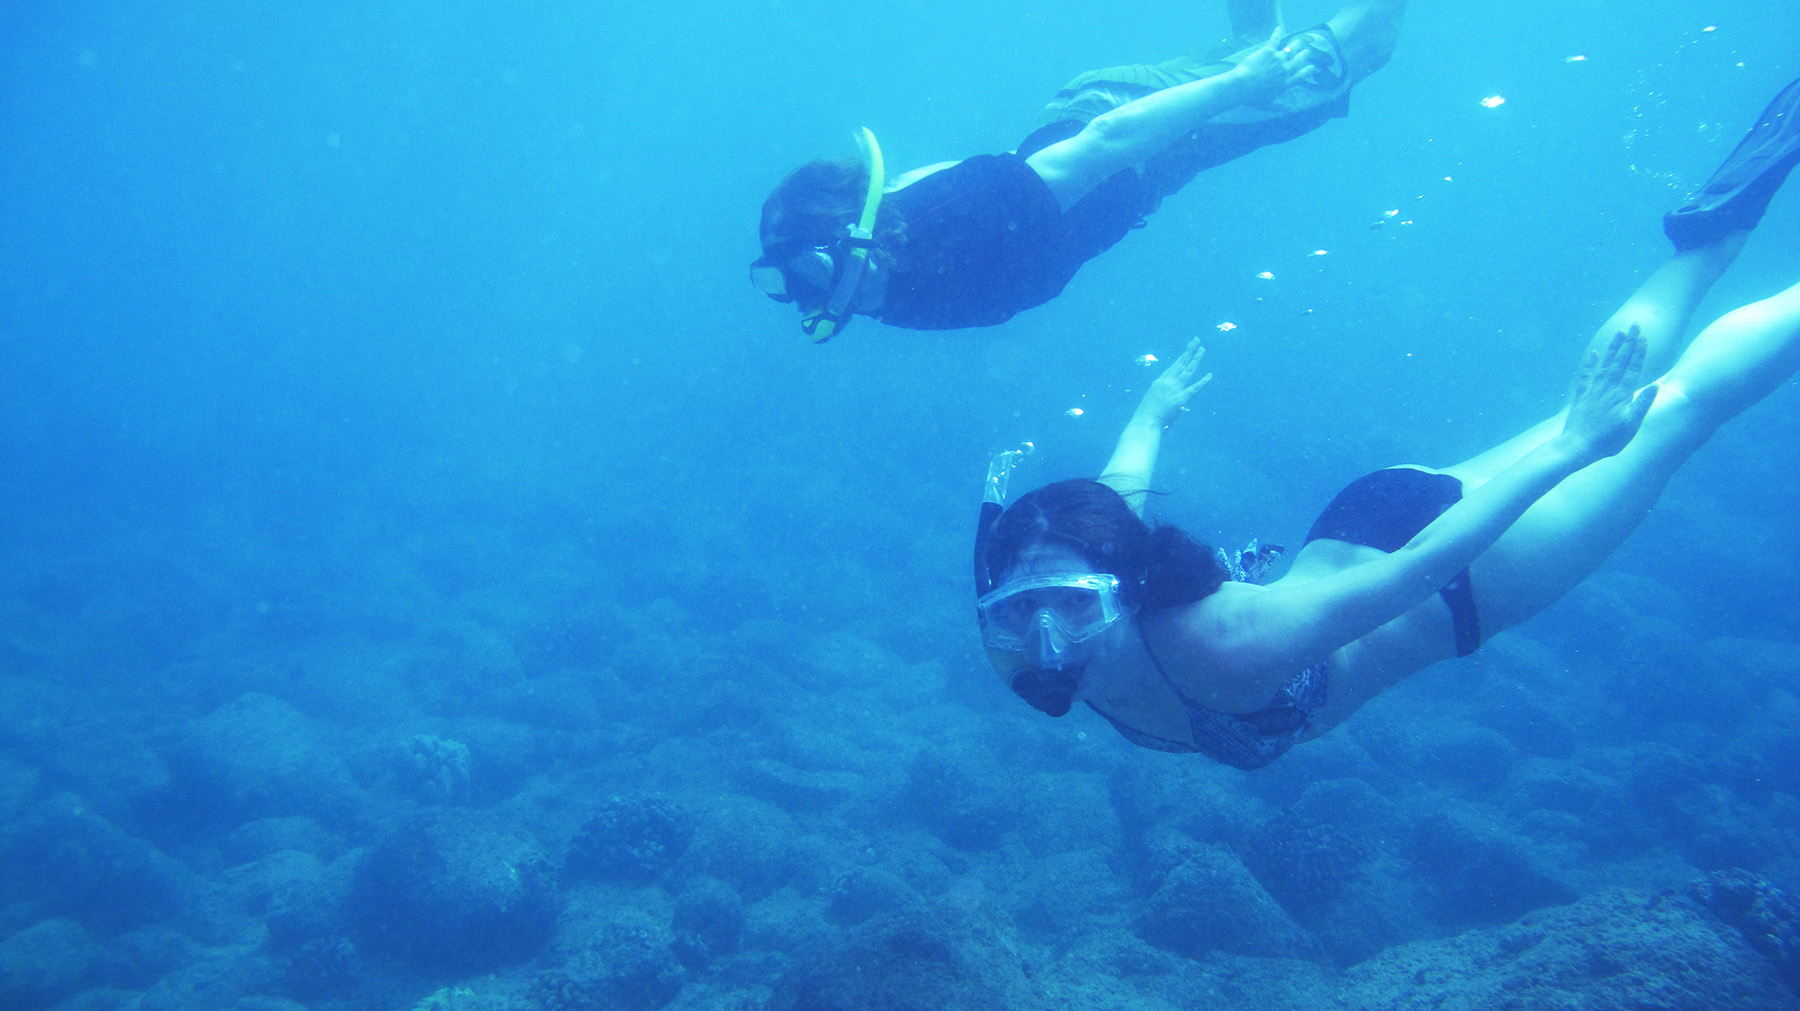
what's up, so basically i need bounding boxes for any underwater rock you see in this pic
[678,796,800,900]
[1615,746,1784,872]
[159,692,363,828]
[1242,812,1367,917]
[0,918,95,1010]
[1406,806,1576,929]
[1137,843,1318,961]
[564,794,694,884]
[902,749,1019,852]
[1691,870,1800,990]
[530,909,684,1011]
[351,808,560,972]
[91,923,204,992]
[1469,671,1578,759]
[763,903,1042,1011]
[222,815,343,866]
[1411,722,1518,794]
[1,794,190,934]
[1336,886,1799,1009]
[385,734,472,804]
[282,934,358,1001]
[671,877,745,969]
[826,867,919,928]
[132,945,282,1011]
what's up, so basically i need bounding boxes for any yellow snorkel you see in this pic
[802,127,886,343]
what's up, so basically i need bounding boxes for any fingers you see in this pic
[1623,328,1647,383]
[1598,327,1648,393]
[1186,372,1215,396]
[1166,337,1205,374]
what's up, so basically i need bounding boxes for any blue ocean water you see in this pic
[2,0,1798,1008]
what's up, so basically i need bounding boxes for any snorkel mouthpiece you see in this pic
[1009,664,1080,718]
[804,126,886,343]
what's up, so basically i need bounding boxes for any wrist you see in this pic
[1130,409,1176,432]
[1540,432,1598,472]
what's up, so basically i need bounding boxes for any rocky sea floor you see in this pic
[2,517,1798,1011]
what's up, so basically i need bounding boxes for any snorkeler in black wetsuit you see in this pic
[750,0,1406,341]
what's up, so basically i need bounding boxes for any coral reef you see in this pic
[1241,812,1366,917]
[1137,843,1319,961]
[351,809,560,972]
[564,795,693,884]
[282,935,356,1001]
[531,912,684,1011]
[1692,870,1800,989]
[763,903,1042,1011]
[389,734,472,805]
[671,877,744,969]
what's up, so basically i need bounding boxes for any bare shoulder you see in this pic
[1144,585,1298,713]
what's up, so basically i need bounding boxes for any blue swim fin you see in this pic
[1664,78,1800,250]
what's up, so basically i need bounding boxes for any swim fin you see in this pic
[1664,77,1800,251]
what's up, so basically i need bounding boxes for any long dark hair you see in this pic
[980,479,1228,610]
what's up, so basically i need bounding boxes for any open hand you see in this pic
[1562,325,1658,461]
[1139,337,1213,428]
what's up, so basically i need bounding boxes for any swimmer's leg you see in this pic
[1444,73,1800,483]
[1473,277,1800,633]
[1447,235,1747,482]
[1327,0,1406,84]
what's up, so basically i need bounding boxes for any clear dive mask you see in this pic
[976,573,1124,655]
[749,244,837,303]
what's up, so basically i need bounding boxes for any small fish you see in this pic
[1565,54,1588,63]
[1134,354,1159,367]
[1065,407,1085,417]
[1256,271,1275,280]
[1480,95,1506,108]
[1308,249,1329,257]
[1216,321,1237,332]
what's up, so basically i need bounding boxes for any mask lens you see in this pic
[787,249,835,291]
[978,574,1121,651]
[749,264,792,301]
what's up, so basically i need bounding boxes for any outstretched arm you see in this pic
[1216,329,1657,677]
[1026,33,1321,212]
[1099,338,1212,516]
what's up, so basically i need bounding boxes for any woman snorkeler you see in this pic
[974,78,1800,769]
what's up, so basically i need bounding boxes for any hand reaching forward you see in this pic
[1562,325,1658,462]
[1138,337,1213,428]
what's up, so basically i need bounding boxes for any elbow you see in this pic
[1078,111,1127,153]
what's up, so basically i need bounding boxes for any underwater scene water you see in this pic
[3,0,1800,1008]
